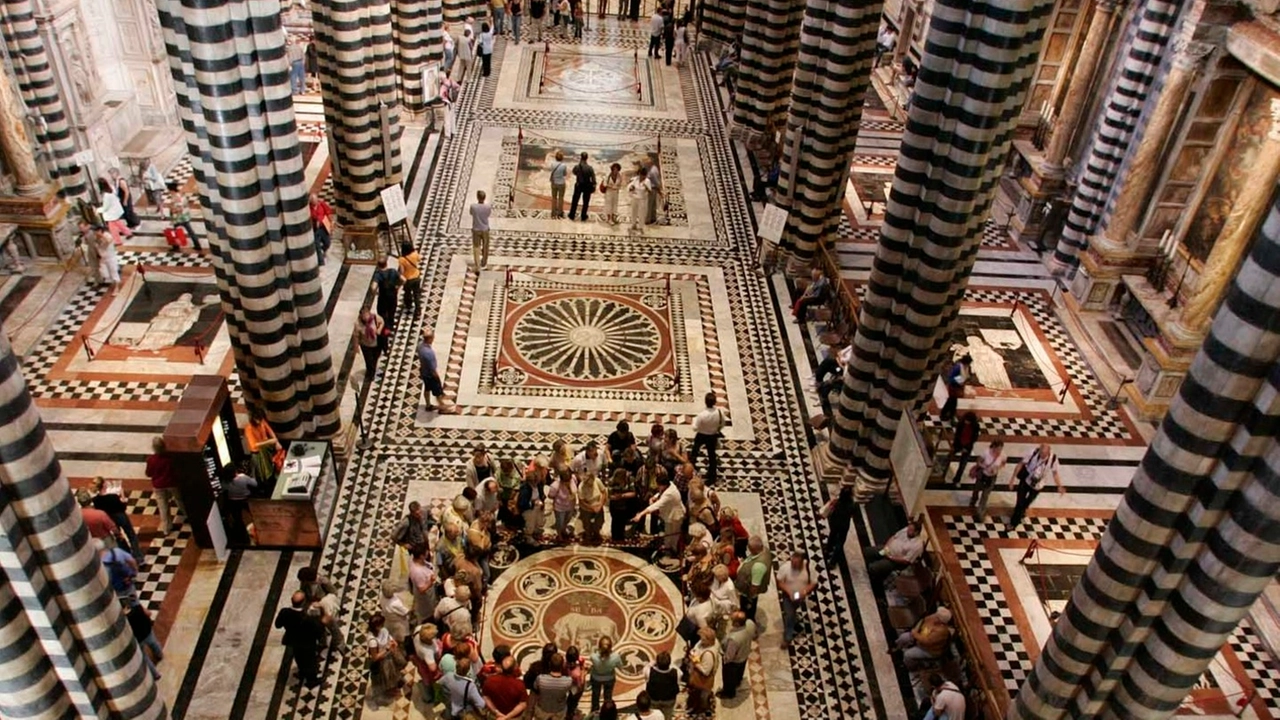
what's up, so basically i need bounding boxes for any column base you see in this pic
[812,443,848,482]
[1005,140,1068,247]
[0,188,75,260]
[1125,340,1195,422]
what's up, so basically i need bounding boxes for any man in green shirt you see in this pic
[734,536,771,620]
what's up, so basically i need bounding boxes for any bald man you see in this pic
[274,591,325,688]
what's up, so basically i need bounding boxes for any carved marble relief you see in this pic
[60,20,100,109]
[1184,84,1280,261]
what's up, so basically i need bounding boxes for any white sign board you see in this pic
[890,414,929,517]
[72,149,95,166]
[758,204,787,243]
[381,184,408,226]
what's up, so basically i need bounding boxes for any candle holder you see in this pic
[1168,259,1191,309]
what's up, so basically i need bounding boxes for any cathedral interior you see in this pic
[1,0,1279,718]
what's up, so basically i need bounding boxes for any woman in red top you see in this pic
[145,437,185,534]
[309,193,334,264]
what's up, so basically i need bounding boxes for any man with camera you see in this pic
[775,550,818,649]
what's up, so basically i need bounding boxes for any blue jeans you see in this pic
[591,678,615,713]
[110,512,143,561]
[780,592,802,642]
[493,7,505,34]
[512,15,522,41]
[139,630,163,679]
[290,60,305,93]
[923,710,951,720]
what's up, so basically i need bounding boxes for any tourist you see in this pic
[647,8,663,58]
[606,468,637,540]
[709,564,738,625]
[776,550,817,649]
[140,158,166,208]
[444,33,456,75]
[298,566,347,653]
[673,20,687,65]
[548,468,579,541]
[951,412,981,484]
[126,603,163,680]
[601,162,623,225]
[661,9,674,64]
[166,192,202,250]
[690,391,725,483]
[792,267,830,322]
[436,518,467,574]
[532,653,573,720]
[712,528,741,576]
[275,591,324,688]
[643,654,679,720]
[479,22,495,77]
[398,240,422,316]
[735,536,770,619]
[466,189,492,270]
[939,355,972,423]
[606,419,636,465]
[356,308,385,381]
[1008,442,1064,527]
[587,636,623,713]
[491,0,507,35]
[495,458,523,527]
[366,613,408,707]
[572,0,584,38]
[969,439,1006,520]
[816,340,854,401]
[413,624,443,683]
[632,472,685,553]
[435,584,474,638]
[862,519,925,588]
[145,437,184,535]
[509,0,522,41]
[548,151,568,219]
[686,627,720,712]
[517,468,547,542]
[440,655,486,718]
[79,489,120,549]
[820,485,855,563]
[571,441,602,484]
[523,642,558,704]
[683,585,716,639]
[718,611,755,698]
[630,692,664,720]
[92,223,121,294]
[91,476,142,561]
[381,579,413,647]
[288,35,306,93]
[474,481,500,521]
[456,19,475,79]
[616,444,645,477]
[896,607,953,667]
[646,422,665,460]
[875,23,898,68]
[644,159,662,224]
[408,543,441,623]
[578,465,608,544]
[529,0,545,41]
[468,510,496,581]
[109,167,140,228]
[372,255,403,331]
[222,463,257,542]
[309,193,333,264]
[418,327,457,413]
[924,673,967,720]
[245,406,285,481]
[394,501,433,550]
[556,0,570,33]
[483,654,529,719]
[549,438,573,474]
[564,645,586,719]
[98,538,138,607]
[626,167,651,233]
[465,443,496,488]
[569,152,596,222]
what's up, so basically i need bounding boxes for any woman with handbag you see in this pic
[685,627,720,713]
[366,613,409,707]
[356,308,385,382]
[969,439,1006,520]
[1007,442,1063,527]
[601,162,623,225]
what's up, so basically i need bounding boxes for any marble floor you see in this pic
[4,14,1280,720]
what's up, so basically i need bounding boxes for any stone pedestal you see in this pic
[0,188,74,259]
[1006,139,1067,246]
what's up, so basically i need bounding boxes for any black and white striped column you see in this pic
[0,0,85,198]
[157,0,341,436]
[830,0,1054,496]
[1015,181,1280,718]
[729,0,804,147]
[390,0,433,113]
[443,0,486,26]
[1048,0,1188,276]
[773,0,882,265]
[313,0,404,227]
[700,0,747,52]
[0,332,165,719]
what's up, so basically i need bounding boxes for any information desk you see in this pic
[248,441,338,549]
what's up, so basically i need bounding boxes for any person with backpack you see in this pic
[568,152,596,222]
[642,653,679,720]
[1007,442,1064,527]
[99,539,139,607]
[372,255,403,332]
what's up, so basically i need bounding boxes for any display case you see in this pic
[162,375,245,550]
[248,440,337,549]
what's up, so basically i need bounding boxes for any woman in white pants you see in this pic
[626,169,651,234]
[94,227,121,293]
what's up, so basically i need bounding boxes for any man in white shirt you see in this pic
[647,10,663,58]
[875,24,898,67]
[569,442,601,483]
[924,673,966,720]
[1007,442,1064,527]
[817,342,855,400]
[632,474,685,552]
[862,520,925,589]
[689,392,725,484]
[775,551,817,649]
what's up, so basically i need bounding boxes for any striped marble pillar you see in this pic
[1014,181,1280,718]
[313,0,404,227]
[443,0,486,26]
[157,0,342,436]
[390,0,430,113]
[699,0,747,52]
[773,0,882,266]
[830,0,1053,496]
[0,0,85,198]
[1048,0,1188,276]
[0,332,166,719]
[729,0,804,148]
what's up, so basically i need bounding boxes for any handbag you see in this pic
[599,181,607,193]
[676,615,700,644]
[687,651,715,691]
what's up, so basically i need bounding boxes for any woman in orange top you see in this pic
[245,406,286,480]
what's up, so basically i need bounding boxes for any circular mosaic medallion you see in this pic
[482,548,683,702]
[509,295,663,381]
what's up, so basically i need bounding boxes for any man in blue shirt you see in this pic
[418,328,457,414]
[440,656,486,719]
